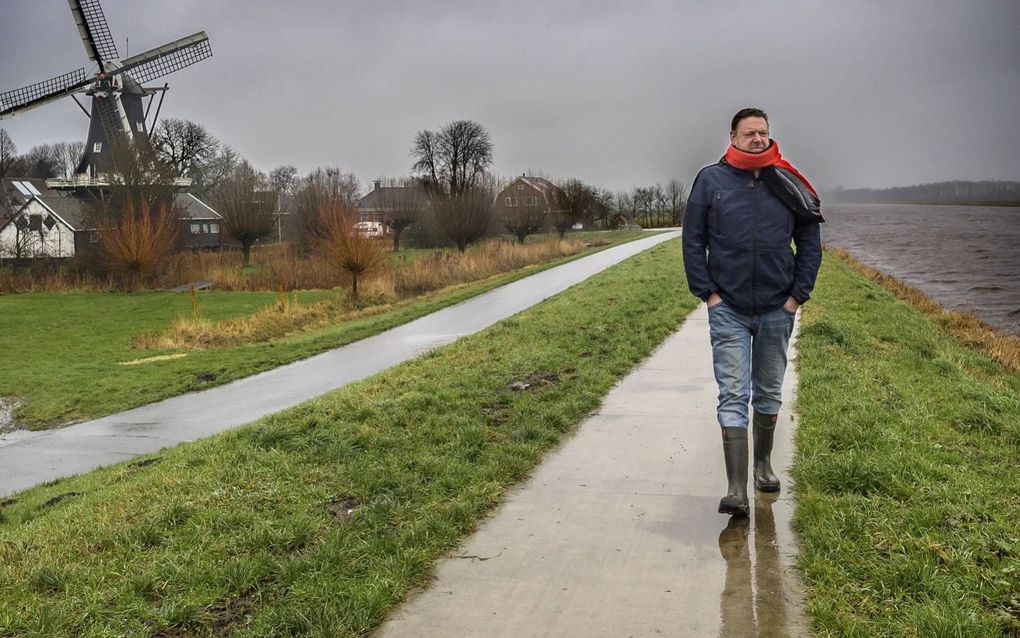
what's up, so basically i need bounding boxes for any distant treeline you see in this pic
[826,180,1020,204]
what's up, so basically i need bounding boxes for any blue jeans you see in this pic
[706,301,796,428]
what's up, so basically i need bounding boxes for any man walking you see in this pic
[682,107,823,516]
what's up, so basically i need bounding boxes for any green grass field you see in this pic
[793,252,1020,636]
[0,240,696,637]
[0,231,651,430]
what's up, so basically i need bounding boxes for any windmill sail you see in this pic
[115,33,212,84]
[1,0,213,177]
[0,68,91,119]
[68,0,119,63]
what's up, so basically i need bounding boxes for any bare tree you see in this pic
[651,183,667,226]
[291,167,361,251]
[316,203,387,302]
[268,165,298,242]
[151,118,220,179]
[631,186,653,226]
[501,199,547,243]
[95,199,178,289]
[269,165,298,195]
[433,182,496,252]
[86,140,179,228]
[666,179,687,226]
[16,144,61,178]
[213,161,278,267]
[411,120,493,196]
[188,144,239,199]
[0,129,17,181]
[375,177,427,251]
[53,141,85,179]
[591,188,614,229]
[555,179,597,238]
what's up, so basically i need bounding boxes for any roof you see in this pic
[519,176,560,194]
[357,185,430,211]
[175,193,221,220]
[2,178,220,227]
[2,177,60,212]
[36,195,91,230]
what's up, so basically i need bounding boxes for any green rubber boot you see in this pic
[718,427,749,517]
[752,411,781,493]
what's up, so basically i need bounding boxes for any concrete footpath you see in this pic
[0,232,678,498]
[377,305,809,638]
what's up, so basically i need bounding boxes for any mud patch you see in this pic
[152,592,256,638]
[196,372,217,383]
[508,371,561,391]
[482,401,511,425]
[327,495,360,521]
[207,593,256,636]
[43,492,82,507]
[129,457,162,468]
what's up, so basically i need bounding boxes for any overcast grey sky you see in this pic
[2,0,1019,192]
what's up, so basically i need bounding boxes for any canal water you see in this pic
[820,203,1020,335]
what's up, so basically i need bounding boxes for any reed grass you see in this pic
[827,246,1020,372]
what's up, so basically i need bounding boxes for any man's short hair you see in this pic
[731,108,768,133]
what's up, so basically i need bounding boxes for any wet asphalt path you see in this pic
[376,304,808,637]
[0,232,679,498]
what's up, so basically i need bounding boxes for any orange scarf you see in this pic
[723,141,817,197]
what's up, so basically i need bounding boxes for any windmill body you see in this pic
[0,0,222,259]
[0,0,213,179]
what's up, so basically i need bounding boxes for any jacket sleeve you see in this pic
[682,172,716,301]
[790,220,822,304]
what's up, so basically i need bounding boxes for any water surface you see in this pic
[821,203,1020,335]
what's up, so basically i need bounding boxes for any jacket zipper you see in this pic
[751,178,758,314]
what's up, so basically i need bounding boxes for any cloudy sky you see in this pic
[2,0,1018,192]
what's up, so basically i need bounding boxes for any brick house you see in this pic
[495,175,564,218]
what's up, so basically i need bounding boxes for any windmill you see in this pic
[0,0,212,178]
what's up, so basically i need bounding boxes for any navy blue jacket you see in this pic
[682,162,822,315]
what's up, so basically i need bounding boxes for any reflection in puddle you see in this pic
[718,493,790,637]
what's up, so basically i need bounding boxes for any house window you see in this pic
[190,223,201,234]
[524,196,537,206]
[505,196,519,206]
[89,231,100,243]
[28,215,42,231]
[136,121,145,133]
[517,184,524,191]
[93,142,102,153]
[209,223,220,234]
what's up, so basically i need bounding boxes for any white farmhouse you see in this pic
[0,178,85,258]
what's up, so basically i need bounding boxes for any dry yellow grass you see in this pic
[159,244,351,291]
[138,237,588,350]
[134,285,396,350]
[395,237,586,295]
[828,246,1020,372]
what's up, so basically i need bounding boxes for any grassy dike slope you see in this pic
[794,252,1020,636]
[0,241,697,637]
